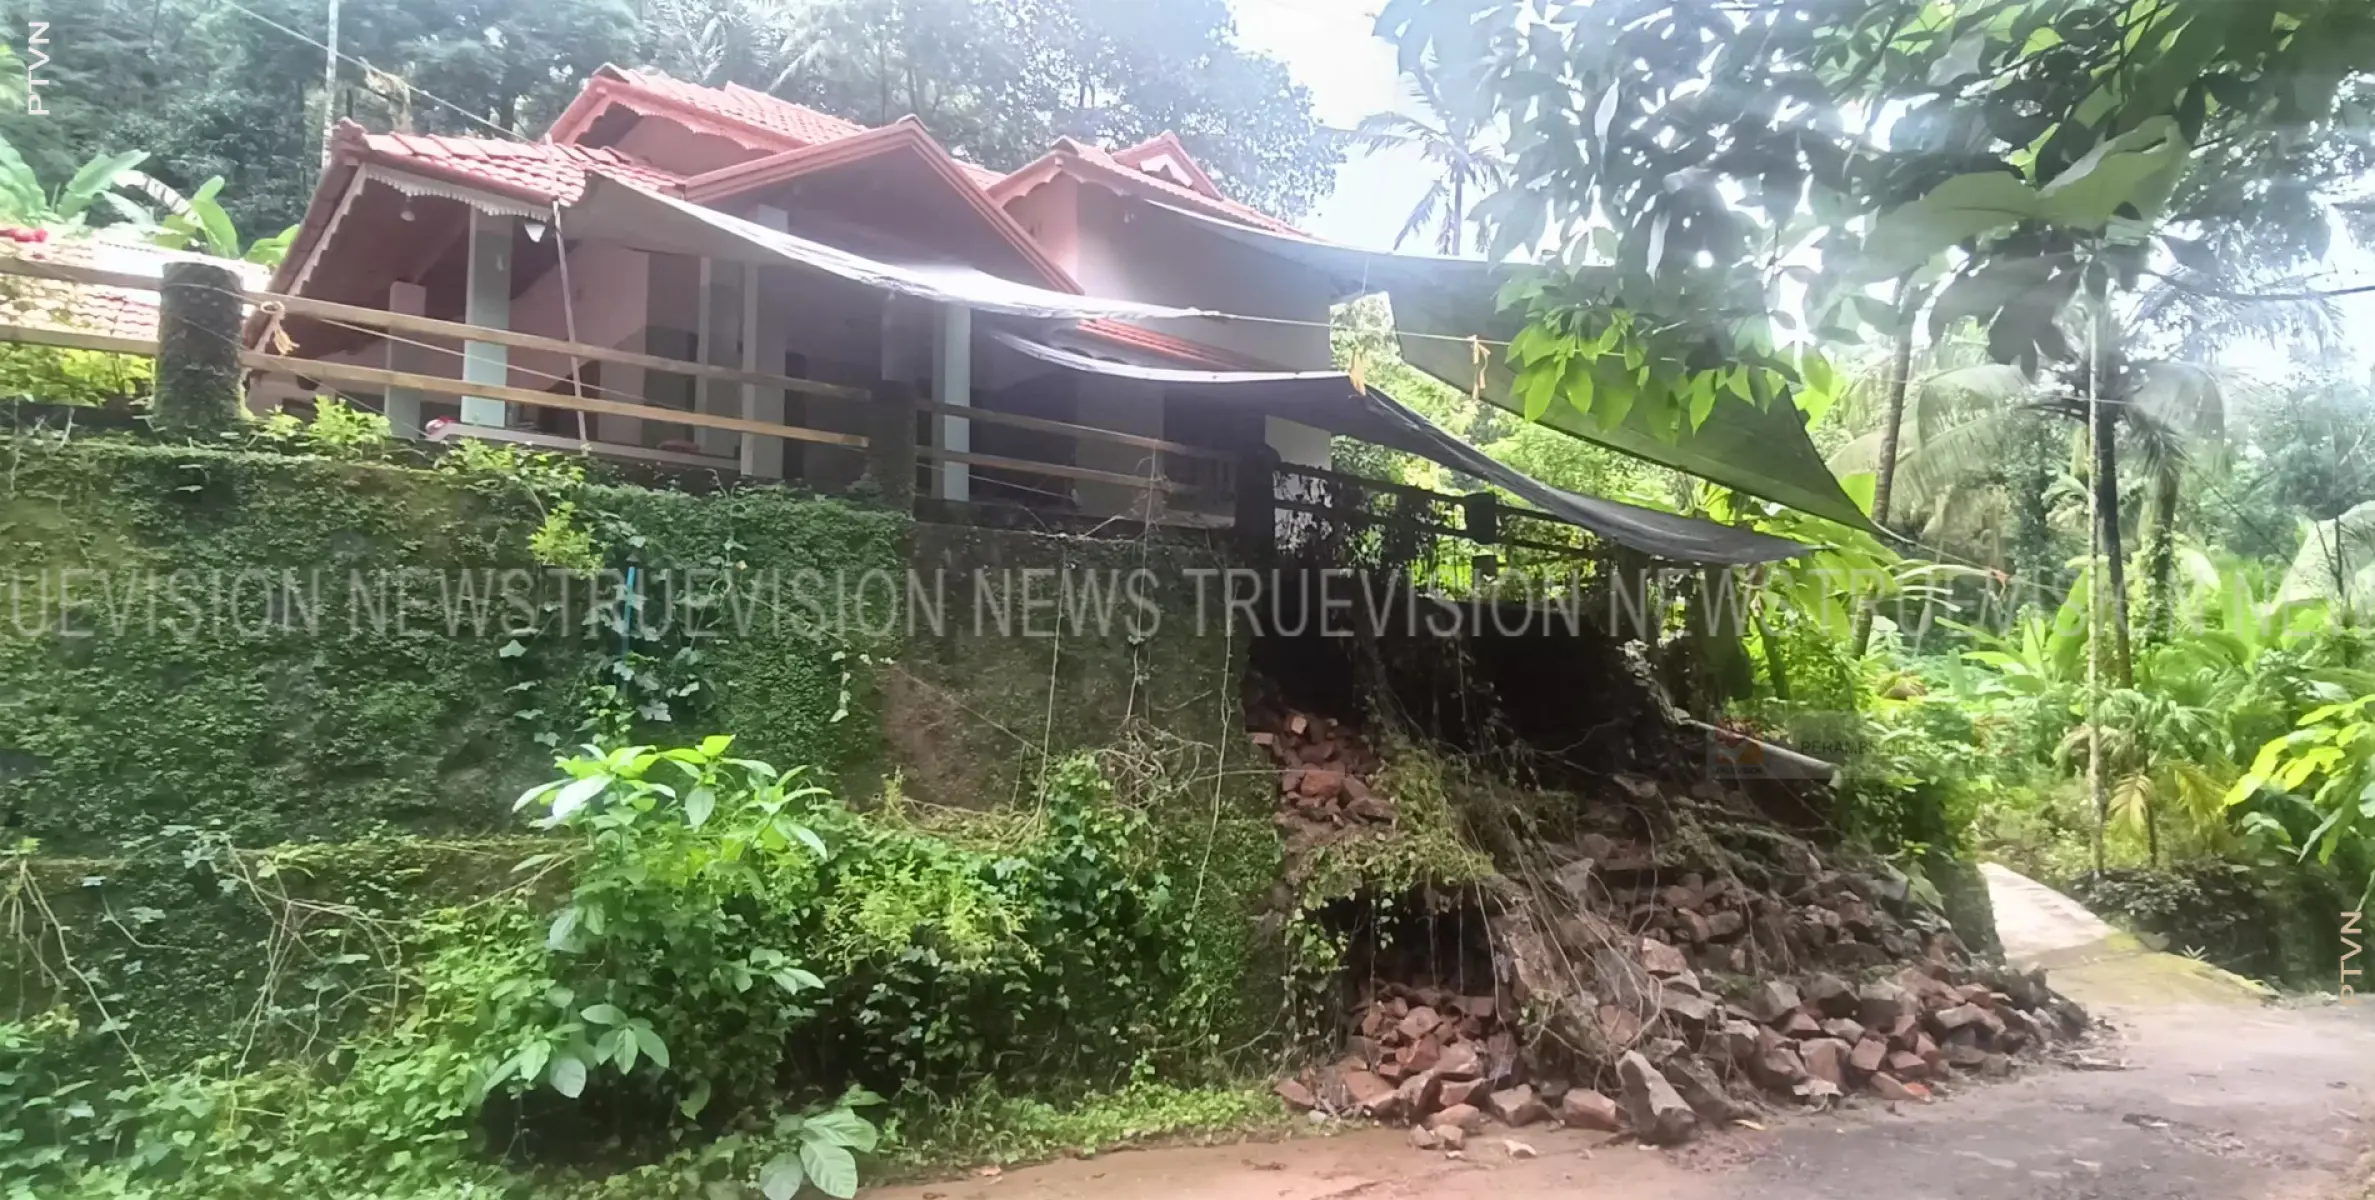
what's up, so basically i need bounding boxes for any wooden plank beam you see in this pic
[0,255,160,293]
[0,323,157,356]
[916,447,1207,495]
[0,255,874,408]
[909,397,1239,464]
[241,354,869,448]
[260,291,869,404]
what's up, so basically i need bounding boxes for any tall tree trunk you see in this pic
[1755,602,1792,703]
[1449,176,1464,257]
[1849,279,1918,659]
[2009,414,2057,599]
[2089,392,2135,686]
[2145,787,2161,867]
[2142,462,2181,646]
[2085,280,2134,688]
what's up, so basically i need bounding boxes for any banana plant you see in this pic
[2226,695,2375,915]
[112,173,297,266]
[0,134,150,228]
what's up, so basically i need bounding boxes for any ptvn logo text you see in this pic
[2346,910,2363,1000]
[22,22,49,115]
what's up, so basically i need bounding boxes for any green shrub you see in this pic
[0,740,1258,1198]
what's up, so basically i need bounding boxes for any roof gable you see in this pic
[991,138,1303,237]
[1110,133,1222,199]
[684,119,1075,292]
[547,66,867,154]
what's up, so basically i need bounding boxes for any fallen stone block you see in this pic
[1434,1103,1486,1133]
[1619,1050,1700,1145]
[1487,1084,1549,1128]
[1560,1088,1624,1132]
[1800,1037,1849,1087]
[1274,1078,1316,1110]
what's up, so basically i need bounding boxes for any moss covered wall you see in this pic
[5,837,556,1072]
[884,524,1247,809]
[2,441,1290,1075]
[0,441,904,851]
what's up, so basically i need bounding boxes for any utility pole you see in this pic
[321,0,341,171]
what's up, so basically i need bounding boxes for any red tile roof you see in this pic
[1073,319,1271,370]
[355,128,683,205]
[0,237,271,345]
[1110,133,1223,199]
[281,74,1320,312]
[995,139,1306,237]
[604,70,870,148]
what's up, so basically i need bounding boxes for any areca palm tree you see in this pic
[1350,67,1507,257]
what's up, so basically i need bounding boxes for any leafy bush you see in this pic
[2068,861,2350,986]
[0,344,152,406]
[0,741,1237,1197]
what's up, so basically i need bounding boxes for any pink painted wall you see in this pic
[506,239,650,389]
[613,117,768,179]
[1004,174,1082,277]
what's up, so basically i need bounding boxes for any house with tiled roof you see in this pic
[252,64,1387,519]
[227,66,1827,561]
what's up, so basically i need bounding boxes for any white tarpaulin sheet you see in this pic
[565,177,1213,322]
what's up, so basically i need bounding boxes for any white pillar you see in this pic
[461,209,511,427]
[695,257,743,460]
[740,267,786,479]
[743,208,791,480]
[384,281,429,439]
[935,303,971,503]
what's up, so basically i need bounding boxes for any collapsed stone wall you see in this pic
[1244,580,2086,1148]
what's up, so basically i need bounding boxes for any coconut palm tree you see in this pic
[644,0,832,94]
[1832,260,2341,660]
[1349,65,1507,257]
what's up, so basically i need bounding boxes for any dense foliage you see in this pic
[0,437,905,851]
[1323,0,2375,982]
[12,0,1337,234]
[0,738,1267,1197]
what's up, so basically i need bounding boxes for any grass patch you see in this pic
[884,1078,1295,1174]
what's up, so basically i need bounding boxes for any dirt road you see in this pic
[874,870,2375,1200]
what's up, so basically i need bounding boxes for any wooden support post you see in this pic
[934,303,972,502]
[1465,491,1501,583]
[1233,447,1278,565]
[154,260,243,434]
[865,379,918,512]
[461,209,512,427]
[743,205,790,479]
[384,281,430,439]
